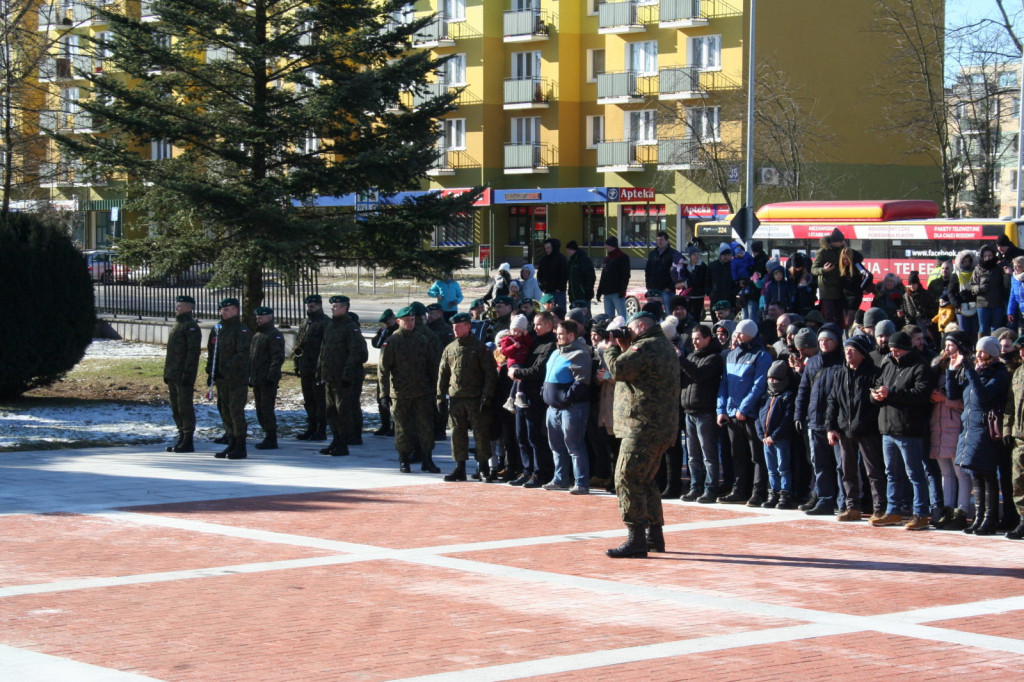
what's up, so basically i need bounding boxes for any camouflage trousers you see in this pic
[215,381,248,439]
[449,397,492,463]
[393,395,435,457]
[325,381,359,439]
[1013,438,1024,515]
[168,382,196,432]
[615,434,669,526]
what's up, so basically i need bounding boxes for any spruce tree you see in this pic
[55,1,477,313]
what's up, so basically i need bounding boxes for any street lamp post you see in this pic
[743,0,757,246]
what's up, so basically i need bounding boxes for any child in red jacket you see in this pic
[498,314,534,410]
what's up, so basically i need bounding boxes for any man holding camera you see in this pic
[603,311,680,558]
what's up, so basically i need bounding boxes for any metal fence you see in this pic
[94,265,319,326]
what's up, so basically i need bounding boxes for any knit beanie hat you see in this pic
[976,335,1001,358]
[843,333,874,359]
[944,330,970,355]
[661,315,679,340]
[889,330,913,351]
[817,324,842,346]
[766,359,791,393]
[794,327,817,349]
[735,319,758,339]
[863,307,887,330]
[874,319,897,338]
[510,314,529,332]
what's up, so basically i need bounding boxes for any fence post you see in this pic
[356,260,361,295]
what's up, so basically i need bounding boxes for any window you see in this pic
[511,116,540,144]
[627,40,658,76]
[512,51,541,80]
[440,118,465,150]
[586,48,605,83]
[513,0,540,10]
[94,32,113,72]
[444,0,466,22]
[627,110,657,144]
[60,87,79,129]
[1000,71,1018,88]
[584,204,605,246]
[586,115,604,149]
[621,205,666,247]
[303,134,320,154]
[587,0,600,15]
[150,139,172,160]
[1014,97,1021,119]
[688,106,720,141]
[445,53,466,85]
[690,34,721,70]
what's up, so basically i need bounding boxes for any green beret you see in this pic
[304,294,322,304]
[540,293,555,304]
[492,295,514,306]
[519,298,535,306]
[1015,335,1024,349]
[218,297,240,308]
[425,303,442,312]
[254,306,273,316]
[470,298,487,309]
[712,300,733,310]
[378,308,395,323]
[329,295,349,304]
[628,311,656,324]
[410,301,427,315]
[396,305,415,318]
[450,312,471,324]
[176,295,195,304]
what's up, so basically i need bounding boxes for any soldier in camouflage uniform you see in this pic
[603,311,680,558]
[293,294,328,441]
[316,295,363,456]
[164,294,202,453]
[1004,336,1024,539]
[426,303,453,440]
[206,297,251,459]
[438,312,497,481]
[347,311,369,445]
[249,306,286,450]
[371,309,398,436]
[379,306,441,473]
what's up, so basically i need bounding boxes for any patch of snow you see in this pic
[85,338,166,359]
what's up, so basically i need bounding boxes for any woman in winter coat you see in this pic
[948,249,978,339]
[870,273,904,323]
[948,335,1010,535]
[928,333,971,530]
[971,243,1008,337]
[486,263,512,302]
[839,247,872,330]
[516,264,543,302]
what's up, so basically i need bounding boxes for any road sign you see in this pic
[728,166,740,184]
[355,189,379,213]
[479,244,491,265]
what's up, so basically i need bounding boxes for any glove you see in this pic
[794,421,804,433]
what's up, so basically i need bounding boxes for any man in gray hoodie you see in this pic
[542,319,593,494]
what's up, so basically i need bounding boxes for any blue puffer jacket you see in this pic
[717,338,772,418]
[756,388,795,441]
[542,338,592,409]
[949,361,1010,473]
[794,347,843,431]
[1007,274,1024,319]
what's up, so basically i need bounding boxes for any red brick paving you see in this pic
[927,610,1024,642]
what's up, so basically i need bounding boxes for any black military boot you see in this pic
[421,450,441,474]
[166,431,183,452]
[213,433,231,445]
[606,524,648,559]
[330,442,349,456]
[965,478,987,534]
[474,460,492,482]
[215,437,236,458]
[646,525,665,553]
[1006,519,1024,540]
[444,461,467,482]
[776,491,797,510]
[310,422,327,441]
[173,432,195,453]
[399,452,411,473]
[296,420,315,440]
[254,433,278,450]
[373,404,392,436]
[227,439,248,459]
[320,436,341,455]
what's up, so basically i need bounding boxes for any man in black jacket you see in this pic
[794,324,844,515]
[565,240,596,308]
[707,243,736,313]
[536,238,569,308]
[679,325,724,502]
[294,294,329,441]
[509,311,558,487]
[645,231,681,314]
[596,236,630,318]
[826,334,885,521]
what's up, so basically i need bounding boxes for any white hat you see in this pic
[661,316,679,339]
[494,329,511,343]
[510,314,529,332]
[735,319,758,339]
[607,315,626,330]
[976,335,1000,358]
[498,262,510,273]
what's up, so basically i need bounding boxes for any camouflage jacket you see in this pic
[604,325,680,445]
[250,321,286,386]
[438,334,497,401]
[1004,363,1024,440]
[164,311,202,385]
[206,316,250,385]
[317,314,363,384]
[379,327,437,400]
[293,309,328,375]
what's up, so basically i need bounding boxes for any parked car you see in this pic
[83,250,130,284]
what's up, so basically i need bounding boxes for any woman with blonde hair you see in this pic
[838,246,872,330]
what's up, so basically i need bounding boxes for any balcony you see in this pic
[659,66,707,100]
[412,81,455,109]
[659,0,709,28]
[503,78,550,110]
[596,140,645,172]
[503,9,550,42]
[412,15,456,48]
[39,159,101,187]
[427,147,457,176]
[599,1,645,34]
[957,117,990,135]
[504,143,549,174]
[657,138,702,170]
[596,71,645,104]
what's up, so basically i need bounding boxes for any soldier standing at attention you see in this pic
[425,302,453,440]
[293,294,328,441]
[603,311,680,558]
[371,309,398,436]
[164,294,202,453]
[249,306,285,450]
[317,295,363,456]
[379,306,442,474]
[347,311,370,444]
[207,297,250,459]
[438,312,497,482]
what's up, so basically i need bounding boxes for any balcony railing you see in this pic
[660,0,709,25]
[428,147,455,174]
[504,143,547,170]
[503,9,549,40]
[596,140,643,168]
[597,71,642,101]
[658,138,701,168]
[659,66,705,98]
[504,78,549,107]
[599,1,641,31]
[412,15,453,46]
[412,81,453,109]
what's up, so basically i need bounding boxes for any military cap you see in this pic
[410,301,427,315]
[396,305,415,318]
[540,293,555,304]
[303,294,322,304]
[712,299,733,310]
[470,298,487,309]
[425,303,442,312]
[254,306,273,316]
[804,309,825,325]
[518,297,535,306]
[218,297,240,308]
[492,295,514,306]
[329,295,350,304]
[378,308,395,323]
[450,312,471,324]
[627,310,656,324]
[176,294,195,304]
